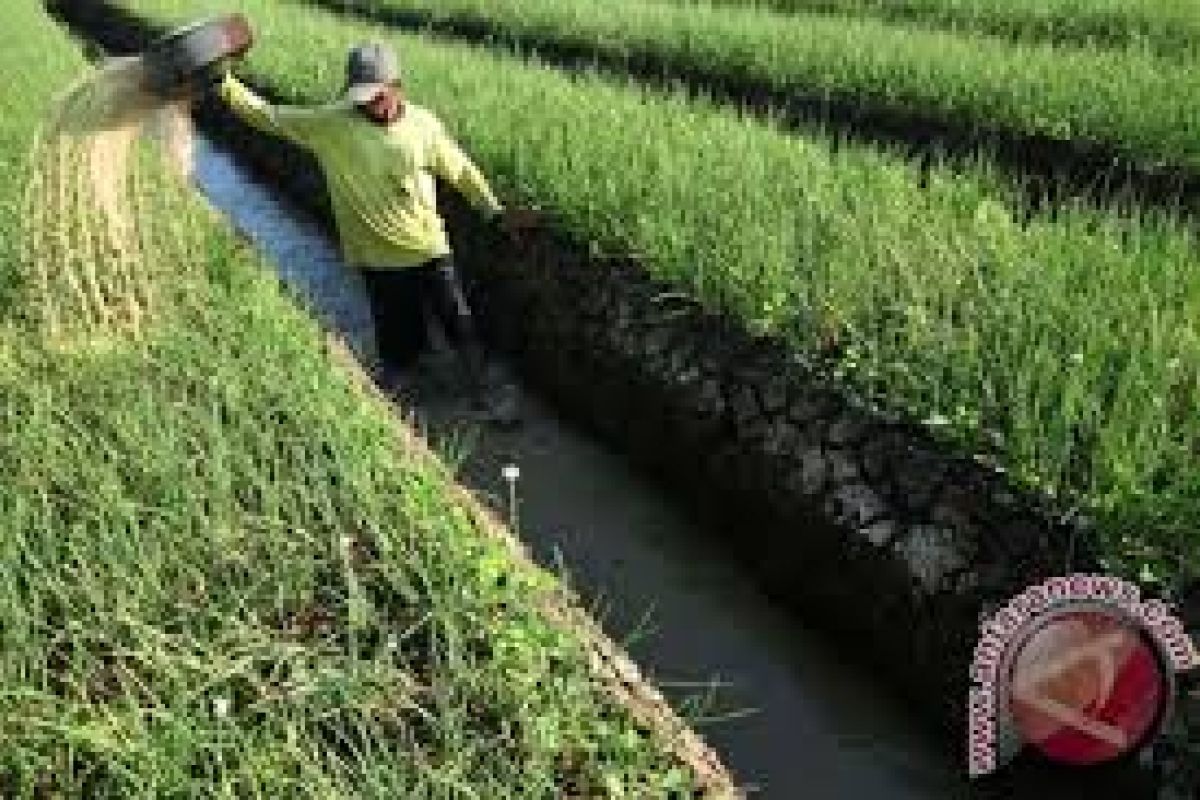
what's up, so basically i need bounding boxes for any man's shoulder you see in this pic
[406,103,445,131]
[278,98,355,127]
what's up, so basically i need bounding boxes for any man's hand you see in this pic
[497,207,543,244]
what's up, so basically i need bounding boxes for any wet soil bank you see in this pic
[50,2,1182,795]
[309,0,1200,216]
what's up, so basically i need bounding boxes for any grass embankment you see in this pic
[1,2,717,796]
[316,0,1200,175]
[667,0,1200,60]
[112,0,1200,580]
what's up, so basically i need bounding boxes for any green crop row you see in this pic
[115,0,1200,578]
[667,0,1200,60]
[0,1,702,795]
[315,0,1200,174]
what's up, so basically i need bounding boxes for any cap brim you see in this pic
[347,82,387,104]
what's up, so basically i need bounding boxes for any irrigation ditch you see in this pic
[306,0,1200,216]
[186,131,968,799]
[50,1,1193,796]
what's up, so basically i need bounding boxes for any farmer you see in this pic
[208,41,538,421]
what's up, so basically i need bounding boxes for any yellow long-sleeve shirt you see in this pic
[219,73,503,269]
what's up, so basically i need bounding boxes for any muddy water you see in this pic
[191,133,967,799]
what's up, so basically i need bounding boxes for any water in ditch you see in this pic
[190,132,968,800]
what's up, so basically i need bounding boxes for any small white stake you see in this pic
[501,463,520,530]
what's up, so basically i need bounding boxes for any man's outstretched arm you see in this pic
[214,71,324,148]
[429,120,544,240]
[429,121,504,219]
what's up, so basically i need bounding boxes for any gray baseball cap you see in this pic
[345,41,401,104]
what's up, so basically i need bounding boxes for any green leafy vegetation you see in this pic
[0,1,705,795]
[668,0,1200,59]
[320,0,1200,171]
[113,0,1200,578]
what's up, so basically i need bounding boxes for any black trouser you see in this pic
[360,256,487,387]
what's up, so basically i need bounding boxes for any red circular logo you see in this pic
[1007,610,1168,766]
